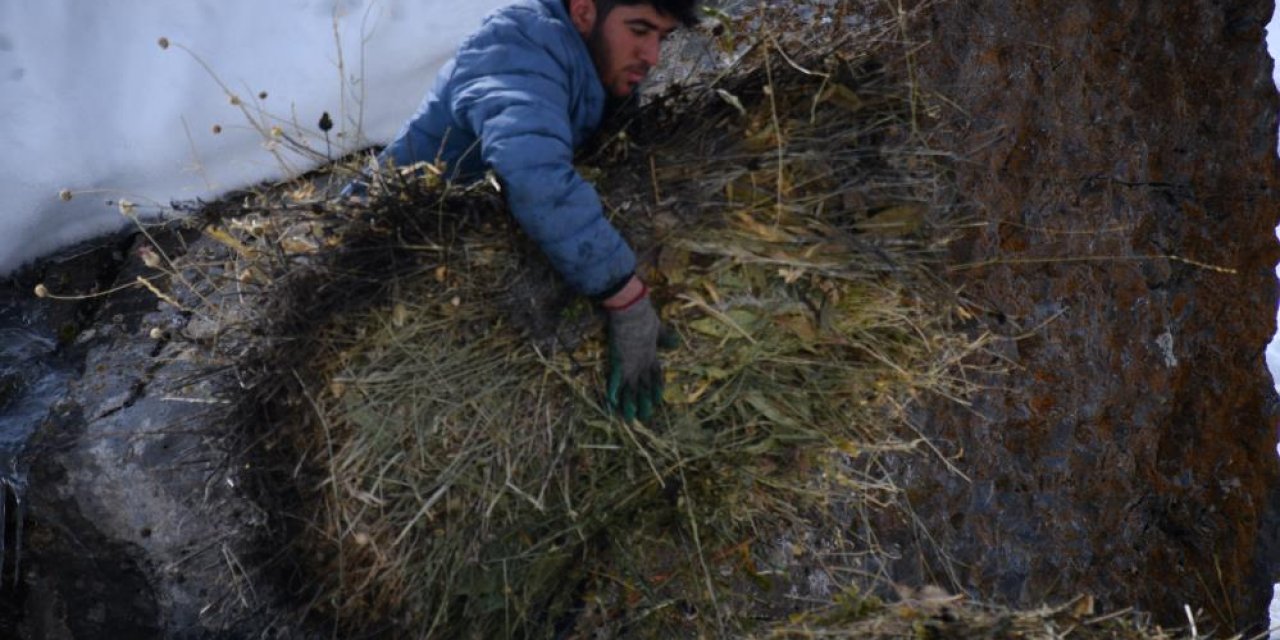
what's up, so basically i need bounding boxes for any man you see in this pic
[350,0,699,420]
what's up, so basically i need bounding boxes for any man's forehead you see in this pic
[610,4,681,32]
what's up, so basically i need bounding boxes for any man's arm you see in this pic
[451,20,664,420]
[379,60,457,172]
[450,44,635,297]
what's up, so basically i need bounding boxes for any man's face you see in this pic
[577,2,680,98]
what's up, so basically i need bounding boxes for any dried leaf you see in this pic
[819,82,864,112]
[855,204,926,236]
[715,88,747,116]
[744,391,798,428]
[204,225,255,258]
[657,245,691,284]
[775,313,819,345]
[392,303,409,328]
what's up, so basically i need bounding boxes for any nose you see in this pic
[638,35,660,68]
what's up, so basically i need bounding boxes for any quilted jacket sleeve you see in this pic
[449,17,635,297]
[379,60,454,171]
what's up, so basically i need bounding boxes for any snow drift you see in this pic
[0,0,507,274]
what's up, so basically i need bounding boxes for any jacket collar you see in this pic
[541,0,575,26]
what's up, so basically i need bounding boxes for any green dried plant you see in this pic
[194,1,1007,637]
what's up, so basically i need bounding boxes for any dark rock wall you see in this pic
[13,235,308,639]
[895,0,1280,631]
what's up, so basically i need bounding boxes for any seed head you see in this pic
[118,199,137,216]
[270,126,283,138]
[157,37,170,50]
[58,189,73,202]
[229,94,242,106]
[212,124,222,135]
[258,91,268,100]
[318,111,333,132]
[353,532,371,546]
[33,284,48,298]
[139,247,162,269]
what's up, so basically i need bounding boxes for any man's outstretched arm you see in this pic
[451,35,664,419]
[451,67,634,295]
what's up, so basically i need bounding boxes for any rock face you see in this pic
[888,0,1280,631]
[12,234,306,639]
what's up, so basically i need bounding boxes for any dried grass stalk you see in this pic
[195,2,1015,637]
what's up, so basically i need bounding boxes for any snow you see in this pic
[0,0,508,274]
[1273,9,1280,88]
[1270,2,1280,151]
[1268,3,1280,416]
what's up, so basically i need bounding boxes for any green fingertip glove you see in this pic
[605,293,664,421]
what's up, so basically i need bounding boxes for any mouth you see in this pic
[624,66,649,85]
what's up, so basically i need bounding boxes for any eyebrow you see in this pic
[624,18,677,35]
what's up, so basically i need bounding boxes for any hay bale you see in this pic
[762,588,1191,639]
[188,2,1014,637]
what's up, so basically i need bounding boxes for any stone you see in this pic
[13,232,308,638]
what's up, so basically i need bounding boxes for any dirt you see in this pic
[874,0,1280,632]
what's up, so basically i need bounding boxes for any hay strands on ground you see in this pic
[188,3,1011,638]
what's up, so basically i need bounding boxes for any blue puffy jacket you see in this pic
[376,0,635,297]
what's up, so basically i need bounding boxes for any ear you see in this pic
[567,0,597,36]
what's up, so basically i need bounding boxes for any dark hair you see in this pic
[596,0,701,27]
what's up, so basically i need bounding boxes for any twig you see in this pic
[947,253,1237,275]
[649,154,663,205]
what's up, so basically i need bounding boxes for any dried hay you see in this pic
[762,589,1202,639]
[176,1,1040,637]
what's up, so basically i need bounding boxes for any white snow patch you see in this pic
[1271,9,1280,91]
[1272,584,1280,640]
[1266,4,1279,638]
[0,0,507,274]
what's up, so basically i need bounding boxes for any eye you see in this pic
[630,26,651,36]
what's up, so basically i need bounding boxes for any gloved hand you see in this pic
[604,278,663,421]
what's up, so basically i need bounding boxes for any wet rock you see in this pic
[14,232,309,639]
[0,373,23,411]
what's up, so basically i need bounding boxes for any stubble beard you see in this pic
[586,18,623,96]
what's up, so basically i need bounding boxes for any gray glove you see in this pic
[606,294,663,421]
